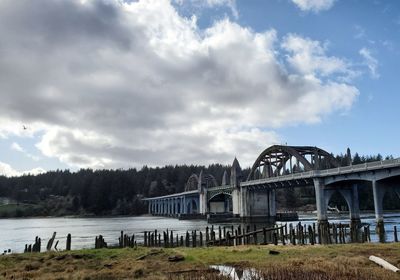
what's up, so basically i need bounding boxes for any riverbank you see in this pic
[0,243,399,279]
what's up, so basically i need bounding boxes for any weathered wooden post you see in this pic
[199,231,203,247]
[238,226,242,245]
[144,231,148,247]
[291,229,296,245]
[206,226,209,243]
[180,235,184,247]
[253,225,257,245]
[263,227,267,245]
[280,227,285,245]
[192,230,197,247]
[46,232,56,251]
[120,231,124,248]
[394,226,398,242]
[185,231,190,247]
[66,233,71,251]
[308,225,314,245]
[218,226,222,245]
[246,225,251,244]
[170,230,174,247]
[273,231,278,246]
[234,229,238,246]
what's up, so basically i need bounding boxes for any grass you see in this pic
[0,243,399,279]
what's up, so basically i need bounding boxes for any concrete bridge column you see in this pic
[349,184,360,224]
[239,187,249,217]
[268,189,276,217]
[314,178,330,244]
[314,178,327,222]
[163,200,167,215]
[372,180,385,223]
[372,180,386,239]
[199,192,207,215]
[231,189,240,215]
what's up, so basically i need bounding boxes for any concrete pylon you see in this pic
[230,157,242,188]
[314,178,327,222]
[372,180,386,240]
[198,170,207,215]
[221,170,228,186]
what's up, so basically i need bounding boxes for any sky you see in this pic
[0,0,399,176]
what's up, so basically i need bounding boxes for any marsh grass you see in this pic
[0,243,399,279]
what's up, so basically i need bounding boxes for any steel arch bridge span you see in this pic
[247,145,340,181]
[185,172,218,192]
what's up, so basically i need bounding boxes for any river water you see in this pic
[0,212,399,253]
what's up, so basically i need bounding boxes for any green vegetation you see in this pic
[0,153,398,218]
[0,243,399,279]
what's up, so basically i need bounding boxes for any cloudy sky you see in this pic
[0,0,399,176]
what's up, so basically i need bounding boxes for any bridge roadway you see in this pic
[144,145,400,234]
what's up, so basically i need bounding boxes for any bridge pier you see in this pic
[314,178,327,222]
[372,180,385,240]
[314,178,330,243]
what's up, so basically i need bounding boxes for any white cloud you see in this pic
[281,34,358,81]
[0,161,45,177]
[0,0,359,169]
[359,48,379,79]
[11,142,24,152]
[291,0,336,13]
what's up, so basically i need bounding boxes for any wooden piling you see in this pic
[66,233,71,251]
[253,225,257,245]
[192,230,197,247]
[394,226,398,242]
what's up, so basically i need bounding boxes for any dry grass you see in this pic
[0,243,399,279]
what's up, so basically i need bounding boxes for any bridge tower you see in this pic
[230,158,242,216]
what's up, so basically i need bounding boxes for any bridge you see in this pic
[144,145,400,231]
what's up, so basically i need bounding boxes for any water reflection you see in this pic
[210,265,262,280]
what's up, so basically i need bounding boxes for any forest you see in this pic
[0,152,398,217]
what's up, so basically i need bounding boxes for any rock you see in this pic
[168,254,185,262]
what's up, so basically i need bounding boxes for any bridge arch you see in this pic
[247,145,340,180]
[184,172,218,192]
[186,199,198,214]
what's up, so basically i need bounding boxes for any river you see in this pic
[0,212,399,253]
